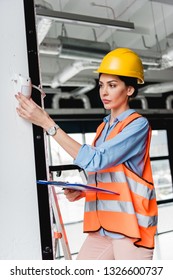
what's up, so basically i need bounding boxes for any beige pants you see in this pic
[77,232,153,260]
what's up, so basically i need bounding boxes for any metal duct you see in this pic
[39,36,111,61]
[57,36,111,61]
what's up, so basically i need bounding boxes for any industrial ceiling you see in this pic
[35,0,173,107]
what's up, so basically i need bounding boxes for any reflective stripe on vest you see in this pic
[88,171,156,200]
[85,200,158,228]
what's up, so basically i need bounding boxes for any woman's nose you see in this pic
[101,86,108,95]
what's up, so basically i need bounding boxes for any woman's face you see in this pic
[99,74,134,113]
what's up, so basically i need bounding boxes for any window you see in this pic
[150,130,173,202]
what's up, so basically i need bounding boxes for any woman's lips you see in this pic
[102,99,110,104]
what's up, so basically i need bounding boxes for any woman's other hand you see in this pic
[64,189,82,202]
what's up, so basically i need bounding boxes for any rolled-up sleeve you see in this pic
[74,117,149,172]
[74,144,106,170]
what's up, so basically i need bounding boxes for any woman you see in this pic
[16,48,158,260]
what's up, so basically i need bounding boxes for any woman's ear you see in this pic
[127,86,135,97]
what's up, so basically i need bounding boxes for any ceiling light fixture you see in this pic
[36,7,135,30]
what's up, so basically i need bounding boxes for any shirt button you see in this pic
[100,148,105,153]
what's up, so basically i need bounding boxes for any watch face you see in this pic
[48,126,56,136]
[47,125,59,136]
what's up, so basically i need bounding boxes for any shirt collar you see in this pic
[103,109,136,123]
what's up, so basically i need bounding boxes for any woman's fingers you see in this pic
[15,92,47,126]
[64,189,81,202]
[15,96,36,120]
[16,106,28,119]
[15,93,37,110]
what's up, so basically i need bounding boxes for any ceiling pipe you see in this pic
[43,78,96,106]
[166,95,173,109]
[51,60,99,88]
[74,95,91,109]
[131,95,148,109]
[69,80,96,96]
[42,78,96,97]
[139,82,173,95]
[61,79,96,89]
[52,92,91,109]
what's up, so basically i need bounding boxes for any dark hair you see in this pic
[98,73,138,98]
[118,75,138,98]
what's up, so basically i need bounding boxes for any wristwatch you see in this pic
[46,124,60,136]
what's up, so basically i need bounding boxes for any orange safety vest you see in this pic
[84,112,158,249]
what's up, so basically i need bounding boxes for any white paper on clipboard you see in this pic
[37,180,119,195]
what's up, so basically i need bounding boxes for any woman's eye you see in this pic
[110,84,116,88]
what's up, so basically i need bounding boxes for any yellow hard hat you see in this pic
[97,48,144,84]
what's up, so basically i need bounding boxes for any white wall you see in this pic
[0,0,42,259]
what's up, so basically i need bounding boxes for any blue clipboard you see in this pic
[37,180,119,195]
